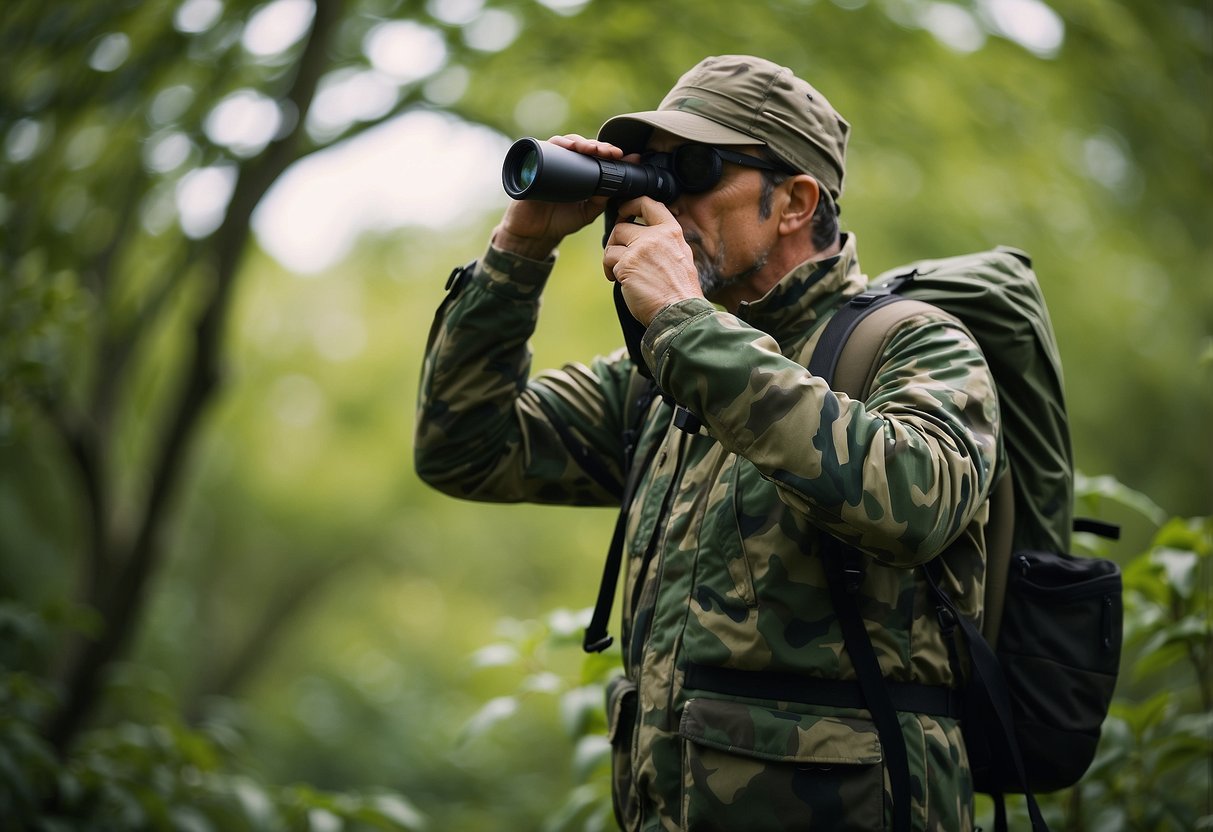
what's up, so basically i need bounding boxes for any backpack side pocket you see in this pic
[606,675,641,831]
[994,550,1123,792]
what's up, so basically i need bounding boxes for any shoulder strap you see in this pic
[809,285,936,400]
[583,375,660,653]
[820,536,914,832]
[810,289,928,832]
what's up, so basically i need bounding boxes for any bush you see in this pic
[0,606,426,832]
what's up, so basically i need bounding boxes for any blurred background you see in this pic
[1,0,1210,829]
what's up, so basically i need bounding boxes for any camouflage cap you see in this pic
[598,55,851,200]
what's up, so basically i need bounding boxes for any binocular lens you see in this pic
[517,148,539,190]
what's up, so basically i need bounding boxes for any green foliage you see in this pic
[1,0,1210,829]
[0,604,425,832]
[460,608,617,832]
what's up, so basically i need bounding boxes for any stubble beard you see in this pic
[688,231,769,303]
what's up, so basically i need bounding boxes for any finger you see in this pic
[601,243,627,283]
[605,217,650,252]
[628,196,676,227]
[549,134,624,159]
[612,198,666,228]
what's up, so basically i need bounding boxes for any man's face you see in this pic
[643,131,782,308]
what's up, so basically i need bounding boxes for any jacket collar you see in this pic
[735,233,868,351]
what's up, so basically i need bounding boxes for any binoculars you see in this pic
[501,137,679,203]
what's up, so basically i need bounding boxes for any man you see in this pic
[415,55,1000,831]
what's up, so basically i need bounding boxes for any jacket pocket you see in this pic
[678,697,886,831]
[606,676,641,832]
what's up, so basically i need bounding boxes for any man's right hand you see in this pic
[492,134,625,260]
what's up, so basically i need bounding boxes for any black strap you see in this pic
[822,538,913,832]
[684,663,960,719]
[583,380,660,653]
[806,281,914,381]
[1073,517,1121,540]
[810,286,919,832]
[923,561,1049,832]
[581,501,634,652]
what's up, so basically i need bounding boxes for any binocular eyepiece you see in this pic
[502,137,679,203]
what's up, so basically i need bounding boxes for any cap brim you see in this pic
[597,110,765,153]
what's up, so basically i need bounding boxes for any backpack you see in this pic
[809,247,1123,832]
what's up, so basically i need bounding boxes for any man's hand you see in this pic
[492,135,622,260]
[603,196,704,326]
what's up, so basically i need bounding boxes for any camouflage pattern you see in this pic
[416,233,1000,831]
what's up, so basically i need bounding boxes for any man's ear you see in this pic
[779,175,820,237]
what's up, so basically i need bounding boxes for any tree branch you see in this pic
[46,0,348,754]
[187,549,364,718]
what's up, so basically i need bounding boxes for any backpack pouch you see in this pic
[995,550,1123,792]
[606,675,642,831]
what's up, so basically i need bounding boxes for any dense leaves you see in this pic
[1,0,1210,829]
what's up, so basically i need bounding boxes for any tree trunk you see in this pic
[45,0,346,754]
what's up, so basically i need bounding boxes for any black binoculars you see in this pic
[501,137,679,203]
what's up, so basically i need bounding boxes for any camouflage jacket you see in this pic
[415,233,1001,831]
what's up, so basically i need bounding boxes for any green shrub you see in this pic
[0,607,425,832]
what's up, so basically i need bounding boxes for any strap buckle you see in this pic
[583,634,614,653]
[445,260,475,291]
[842,548,866,593]
[936,604,957,636]
[673,406,702,434]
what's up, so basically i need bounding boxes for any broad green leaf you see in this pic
[459,695,518,743]
[468,643,521,669]
[569,734,610,784]
[1151,547,1199,599]
[366,793,427,831]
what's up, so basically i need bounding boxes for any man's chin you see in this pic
[697,271,732,303]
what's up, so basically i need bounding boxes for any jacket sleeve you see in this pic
[414,244,635,506]
[642,298,1002,567]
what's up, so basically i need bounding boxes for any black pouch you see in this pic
[979,549,1123,793]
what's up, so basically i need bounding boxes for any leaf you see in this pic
[542,783,609,832]
[570,734,610,783]
[1152,737,1213,778]
[459,696,519,743]
[1123,556,1172,605]
[365,793,427,831]
[559,685,605,738]
[546,607,591,640]
[580,652,620,686]
[1085,715,1132,775]
[468,643,521,669]
[170,806,216,832]
[231,776,280,831]
[1074,473,1168,526]
[1151,547,1199,599]
[1151,517,1213,556]
[306,808,343,832]
[1131,641,1190,681]
[1114,691,1173,736]
[521,671,564,695]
